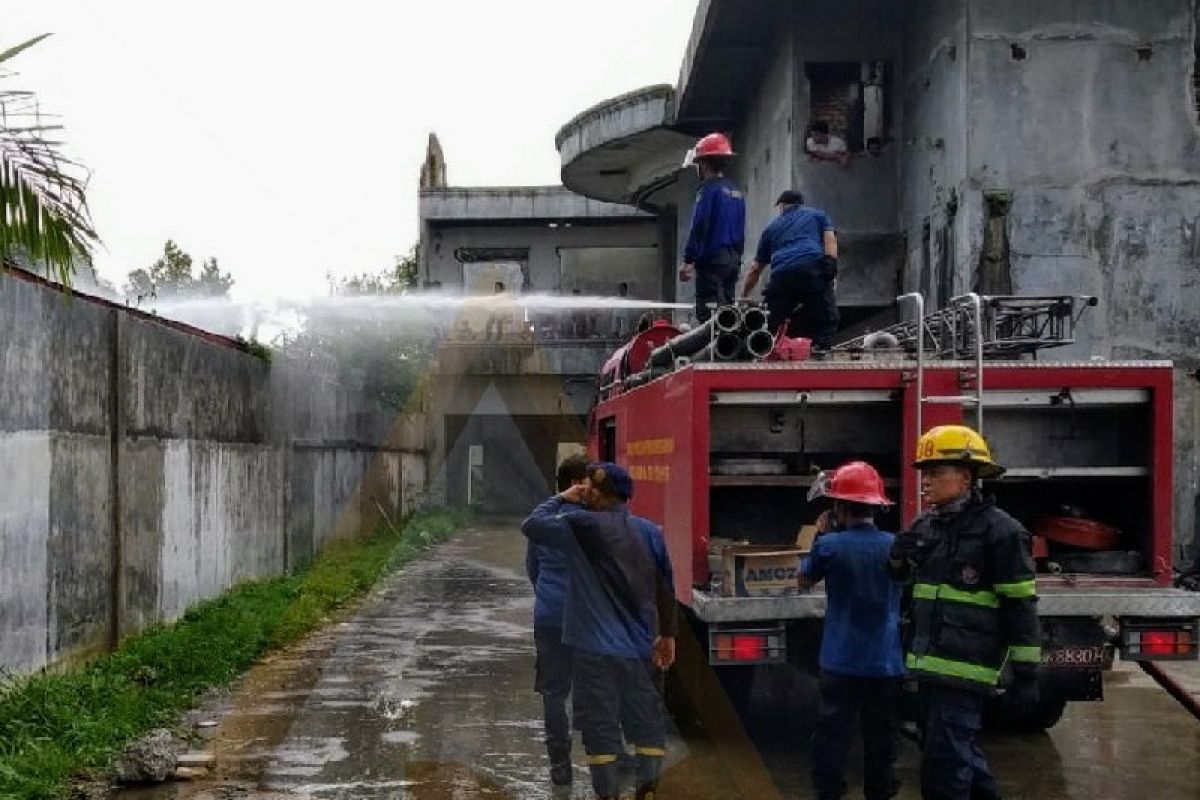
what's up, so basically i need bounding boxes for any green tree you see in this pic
[291,245,431,410]
[124,239,234,302]
[198,257,234,296]
[336,245,419,295]
[0,34,98,284]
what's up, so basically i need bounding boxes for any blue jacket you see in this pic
[521,497,678,660]
[683,177,746,264]
[525,501,584,629]
[802,523,905,678]
[754,205,833,273]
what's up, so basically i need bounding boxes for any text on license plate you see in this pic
[1041,645,1112,669]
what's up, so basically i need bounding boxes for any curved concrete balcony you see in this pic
[555,85,694,208]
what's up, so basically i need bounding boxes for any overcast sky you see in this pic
[3,0,697,301]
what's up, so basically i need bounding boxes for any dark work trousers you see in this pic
[573,649,666,798]
[764,265,839,348]
[811,672,902,800]
[918,685,1001,800]
[694,249,741,323]
[534,626,574,766]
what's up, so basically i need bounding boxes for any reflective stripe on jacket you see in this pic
[890,493,1041,694]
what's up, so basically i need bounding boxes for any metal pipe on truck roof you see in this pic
[695,332,742,362]
[714,305,743,333]
[743,329,775,359]
[742,306,768,332]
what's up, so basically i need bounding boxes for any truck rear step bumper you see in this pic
[690,587,1200,624]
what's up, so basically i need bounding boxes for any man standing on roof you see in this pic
[889,425,1042,800]
[679,133,746,324]
[799,461,904,800]
[522,463,677,800]
[525,453,591,788]
[740,190,840,348]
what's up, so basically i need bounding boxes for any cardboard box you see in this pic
[720,545,806,597]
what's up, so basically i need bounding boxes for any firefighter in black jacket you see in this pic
[889,425,1041,800]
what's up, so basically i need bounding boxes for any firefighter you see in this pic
[525,453,591,787]
[678,133,746,323]
[521,462,677,800]
[889,425,1042,800]
[798,461,904,800]
[739,189,840,348]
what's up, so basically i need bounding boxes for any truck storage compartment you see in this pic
[985,391,1152,577]
[708,393,903,546]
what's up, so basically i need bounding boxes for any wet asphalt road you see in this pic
[118,524,1200,800]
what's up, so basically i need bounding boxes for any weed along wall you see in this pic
[0,267,429,675]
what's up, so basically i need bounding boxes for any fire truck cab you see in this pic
[589,295,1200,729]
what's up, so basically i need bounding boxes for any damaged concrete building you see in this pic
[556,1,1200,557]
[418,133,669,304]
[417,135,672,513]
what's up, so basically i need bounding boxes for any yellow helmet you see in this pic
[913,425,1005,478]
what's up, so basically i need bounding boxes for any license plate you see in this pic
[1041,645,1113,669]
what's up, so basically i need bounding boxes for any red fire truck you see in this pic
[590,295,1200,728]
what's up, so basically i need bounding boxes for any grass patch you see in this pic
[0,509,467,799]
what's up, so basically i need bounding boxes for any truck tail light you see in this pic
[1122,619,1199,661]
[732,635,767,661]
[710,627,786,665]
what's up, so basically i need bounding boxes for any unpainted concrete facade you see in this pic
[0,268,428,675]
[557,0,1200,556]
[419,186,666,300]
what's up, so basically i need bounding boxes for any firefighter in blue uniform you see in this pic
[889,426,1042,800]
[799,461,904,800]
[739,189,840,348]
[525,453,591,787]
[679,132,746,323]
[522,463,677,800]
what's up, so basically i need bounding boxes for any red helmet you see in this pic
[811,461,893,507]
[683,132,735,167]
[695,132,735,158]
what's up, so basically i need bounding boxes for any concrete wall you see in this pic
[676,0,906,311]
[900,0,971,305]
[423,220,661,296]
[0,269,428,675]
[735,23,798,257]
[953,0,1200,554]
[418,186,666,299]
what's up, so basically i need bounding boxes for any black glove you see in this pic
[1003,670,1040,713]
[821,255,838,281]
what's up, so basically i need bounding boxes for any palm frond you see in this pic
[0,34,98,285]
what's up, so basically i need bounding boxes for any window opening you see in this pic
[804,61,891,155]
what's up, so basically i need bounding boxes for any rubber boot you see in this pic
[548,747,573,787]
[634,753,662,800]
[589,761,620,799]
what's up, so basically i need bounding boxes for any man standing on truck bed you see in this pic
[798,461,904,800]
[522,462,677,800]
[525,453,591,787]
[678,132,746,324]
[739,189,840,348]
[889,425,1041,800]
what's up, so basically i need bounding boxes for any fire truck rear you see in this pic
[590,294,1200,729]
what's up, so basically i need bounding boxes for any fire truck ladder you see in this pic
[834,293,1098,439]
